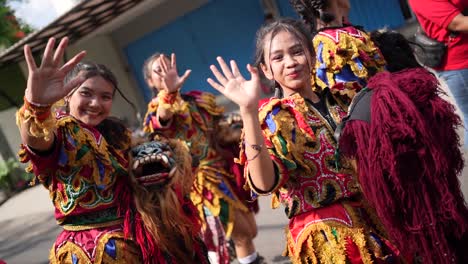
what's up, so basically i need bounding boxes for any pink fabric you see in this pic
[345,237,364,264]
[54,225,123,261]
[288,203,352,244]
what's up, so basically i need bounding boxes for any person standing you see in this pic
[409,0,468,145]
[142,53,263,264]
[208,18,401,263]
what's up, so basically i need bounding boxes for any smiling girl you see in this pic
[15,37,207,264]
[208,19,400,263]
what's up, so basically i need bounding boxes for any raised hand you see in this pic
[154,53,191,93]
[207,57,261,111]
[24,37,86,105]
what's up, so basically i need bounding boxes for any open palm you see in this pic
[24,37,86,105]
[155,53,191,93]
[207,57,261,110]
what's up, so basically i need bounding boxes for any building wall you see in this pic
[119,0,266,102]
[0,108,22,160]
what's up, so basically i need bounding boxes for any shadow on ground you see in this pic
[0,212,59,263]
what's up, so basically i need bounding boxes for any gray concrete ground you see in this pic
[0,186,290,264]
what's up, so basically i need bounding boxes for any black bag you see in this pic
[413,28,447,68]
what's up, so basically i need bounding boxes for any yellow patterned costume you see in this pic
[313,25,386,109]
[143,90,248,238]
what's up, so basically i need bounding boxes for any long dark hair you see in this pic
[253,18,314,98]
[64,62,132,149]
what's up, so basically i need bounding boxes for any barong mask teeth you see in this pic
[130,141,177,187]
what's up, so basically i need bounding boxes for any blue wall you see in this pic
[348,0,405,30]
[125,0,406,102]
[125,0,265,102]
[276,0,405,31]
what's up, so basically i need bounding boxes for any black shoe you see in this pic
[249,254,267,264]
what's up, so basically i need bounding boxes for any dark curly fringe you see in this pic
[288,0,317,32]
[288,0,335,30]
[370,30,420,73]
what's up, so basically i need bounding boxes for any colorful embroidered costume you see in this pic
[143,90,249,238]
[313,25,386,108]
[19,113,207,264]
[240,92,399,263]
[18,114,142,263]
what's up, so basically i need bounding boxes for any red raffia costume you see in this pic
[240,92,400,263]
[143,90,249,262]
[18,113,207,264]
[339,68,468,264]
[313,25,386,109]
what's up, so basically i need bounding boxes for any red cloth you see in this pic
[53,225,124,262]
[409,0,468,70]
[287,203,353,244]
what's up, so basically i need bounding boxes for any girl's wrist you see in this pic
[239,106,258,117]
[24,90,51,108]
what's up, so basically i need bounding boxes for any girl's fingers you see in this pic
[209,65,228,85]
[63,73,86,94]
[230,60,243,80]
[207,78,225,93]
[52,37,69,67]
[23,45,37,72]
[247,64,260,82]
[216,56,234,79]
[180,69,191,83]
[153,69,163,78]
[160,55,169,73]
[171,53,177,71]
[41,38,56,67]
[58,51,86,76]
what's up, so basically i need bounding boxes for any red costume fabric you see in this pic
[240,92,400,263]
[339,68,468,263]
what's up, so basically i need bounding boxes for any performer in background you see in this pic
[142,53,263,264]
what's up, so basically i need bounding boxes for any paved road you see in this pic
[0,185,291,264]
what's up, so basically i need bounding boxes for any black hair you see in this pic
[289,0,335,32]
[253,18,314,98]
[65,62,119,92]
[370,29,421,72]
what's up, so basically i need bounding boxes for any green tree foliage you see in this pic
[0,0,33,48]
